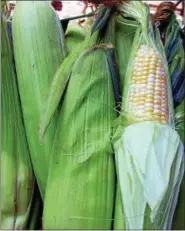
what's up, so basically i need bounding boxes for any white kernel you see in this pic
[154,109,161,114]
[154,95,161,100]
[147,89,154,94]
[148,74,155,79]
[155,87,161,91]
[161,108,167,112]
[145,103,153,108]
[155,79,161,83]
[154,105,160,110]
[148,79,155,84]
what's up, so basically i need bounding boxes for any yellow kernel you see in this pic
[141,76,148,80]
[146,98,153,103]
[154,100,161,105]
[161,120,167,124]
[149,71,155,75]
[154,115,161,120]
[146,95,154,100]
[161,103,167,108]
[145,108,153,113]
[138,102,145,107]
[154,110,161,116]
[156,75,161,80]
[155,91,161,96]
[141,71,148,76]
[140,95,145,100]
[161,112,167,116]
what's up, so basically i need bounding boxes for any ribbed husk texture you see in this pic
[164,14,185,230]
[1,17,34,230]
[113,12,138,230]
[12,1,67,198]
[43,45,117,229]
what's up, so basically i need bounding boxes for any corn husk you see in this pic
[42,15,119,229]
[1,16,34,230]
[113,1,184,229]
[114,12,138,229]
[12,1,67,197]
[65,20,86,54]
[162,14,185,229]
[43,44,117,229]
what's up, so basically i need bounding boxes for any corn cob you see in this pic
[12,1,67,197]
[1,16,34,229]
[113,1,184,229]
[125,44,169,124]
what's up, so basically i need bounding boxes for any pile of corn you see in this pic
[1,0,184,230]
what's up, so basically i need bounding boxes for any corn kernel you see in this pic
[154,110,161,116]
[145,108,153,113]
[155,90,161,96]
[154,100,161,105]
[146,98,153,103]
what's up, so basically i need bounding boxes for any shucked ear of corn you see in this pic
[12,1,67,198]
[42,16,119,229]
[1,16,34,230]
[113,1,184,229]
[163,14,185,230]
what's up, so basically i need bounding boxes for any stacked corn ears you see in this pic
[1,16,35,229]
[113,1,184,229]
[2,0,184,229]
[12,1,67,198]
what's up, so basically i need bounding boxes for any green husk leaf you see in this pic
[12,1,67,197]
[39,30,100,140]
[1,16,34,230]
[114,122,184,229]
[43,45,117,229]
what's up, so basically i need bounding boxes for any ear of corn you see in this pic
[12,1,67,197]
[113,1,184,229]
[42,21,118,227]
[1,16,34,230]
[43,45,117,229]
